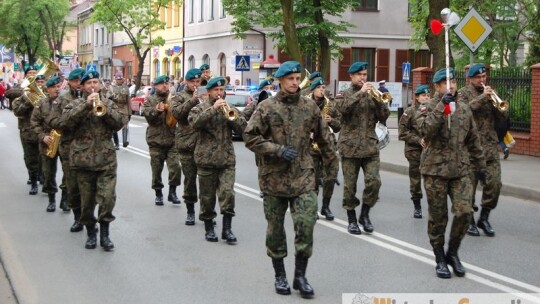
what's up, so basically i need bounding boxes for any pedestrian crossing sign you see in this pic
[235,55,250,71]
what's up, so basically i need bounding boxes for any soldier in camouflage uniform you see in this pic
[62,71,127,251]
[308,78,341,221]
[398,85,431,219]
[111,74,131,148]
[47,68,86,232]
[457,64,507,237]
[199,64,211,86]
[142,75,182,206]
[336,62,390,235]
[188,77,246,243]
[244,61,338,298]
[299,71,321,96]
[171,68,202,225]
[416,68,486,279]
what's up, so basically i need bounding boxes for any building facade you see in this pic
[150,3,184,82]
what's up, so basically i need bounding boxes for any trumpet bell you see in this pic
[299,69,312,90]
[93,104,107,117]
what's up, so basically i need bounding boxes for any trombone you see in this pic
[481,83,509,112]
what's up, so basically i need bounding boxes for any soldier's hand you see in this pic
[420,138,427,148]
[87,92,99,105]
[213,98,226,110]
[475,169,487,185]
[483,85,493,96]
[280,146,298,161]
[324,114,332,123]
[156,102,165,112]
[442,93,455,105]
[360,82,371,93]
[43,136,52,146]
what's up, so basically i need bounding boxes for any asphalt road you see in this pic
[1,111,539,304]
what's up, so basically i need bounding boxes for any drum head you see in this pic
[375,122,390,150]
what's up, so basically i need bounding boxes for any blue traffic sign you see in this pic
[402,62,411,83]
[235,55,250,72]
[86,64,97,72]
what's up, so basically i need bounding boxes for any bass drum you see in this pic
[375,122,390,150]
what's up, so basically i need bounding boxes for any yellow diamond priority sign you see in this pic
[454,8,492,52]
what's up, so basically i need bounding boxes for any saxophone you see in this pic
[309,95,331,152]
[45,129,62,158]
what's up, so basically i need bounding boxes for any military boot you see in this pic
[70,208,84,232]
[413,199,422,219]
[59,190,69,212]
[155,189,164,206]
[446,240,465,277]
[85,224,97,249]
[359,204,374,233]
[347,209,361,235]
[466,216,480,236]
[293,257,314,298]
[204,220,218,242]
[99,222,114,251]
[167,185,181,205]
[433,247,451,279]
[320,198,334,221]
[272,258,291,295]
[29,176,38,195]
[477,208,495,237]
[222,215,237,244]
[46,193,56,212]
[185,201,196,226]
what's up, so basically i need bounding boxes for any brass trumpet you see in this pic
[364,82,391,103]
[481,83,509,112]
[91,89,107,116]
[218,95,238,121]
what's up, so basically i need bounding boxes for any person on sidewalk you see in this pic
[142,75,182,206]
[496,117,511,160]
[398,85,430,218]
[458,64,508,237]
[417,68,486,279]
[335,61,390,234]
[110,74,131,149]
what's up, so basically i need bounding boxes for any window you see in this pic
[199,0,204,22]
[202,54,210,66]
[95,28,99,45]
[127,62,133,79]
[173,57,181,78]
[355,0,378,11]
[153,59,160,79]
[352,48,376,80]
[219,0,226,18]
[209,0,214,21]
[189,0,194,23]
[162,58,170,76]
[167,5,173,27]
[174,5,180,27]
[101,28,105,45]
[188,56,195,69]
[105,28,108,44]
[219,53,226,76]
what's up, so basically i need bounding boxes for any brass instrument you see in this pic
[299,69,312,90]
[481,83,509,112]
[360,81,392,103]
[91,89,107,116]
[218,95,238,121]
[45,129,62,158]
[21,58,60,105]
[163,93,177,128]
[308,93,332,152]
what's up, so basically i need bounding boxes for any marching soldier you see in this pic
[300,71,321,96]
[398,85,431,218]
[62,70,128,250]
[142,75,182,206]
[200,64,211,86]
[242,79,274,121]
[244,61,338,298]
[416,68,486,278]
[458,64,507,237]
[188,77,246,243]
[171,68,202,225]
[111,74,131,149]
[336,62,390,235]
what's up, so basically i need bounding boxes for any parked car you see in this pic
[225,91,252,140]
[130,85,153,115]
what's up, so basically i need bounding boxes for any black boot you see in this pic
[155,189,164,206]
[413,199,422,219]
[85,224,97,249]
[359,204,374,233]
[272,258,291,295]
[433,247,451,279]
[29,177,38,195]
[185,202,195,226]
[477,208,495,237]
[59,190,69,212]
[99,222,114,251]
[446,240,465,277]
[467,216,480,236]
[320,198,334,221]
[293,257,314,298]
[347,210,361,235]
[204,220,218,242]
[46,193,56,212]
[70,208,84,232]
[167,186,181,204]
[222,215,237,244]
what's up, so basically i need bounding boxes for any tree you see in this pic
[36,0,71,58]
[521,0,540,66]
[92,0,180,92]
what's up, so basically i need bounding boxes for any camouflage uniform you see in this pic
[398,104,423,201]
[244,90,338,259]
[111,83,131,145]
[12,93,40,186]
[142,94,181,191]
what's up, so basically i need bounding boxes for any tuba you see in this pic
[91,89,107,116]
[45,129,62,158]
[218,95,238,121]
[21,58,60,105]
[481,83,509,112]
[299,69,312,90]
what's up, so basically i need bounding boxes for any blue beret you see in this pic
[348,62,368,74]
[205,77,226,89]
[80,71,100,84]
[310,78,325,91]
[274,61,302,78]
[68,68,85,80]
[414,85,430,95]
[200,64,210,71]
[468,64,486,77]
[432,68,455,83]
[308,71,321,80]
[154,75,170,85]
[35,74,46,80]
[258,79,273,90]
[185,68,202,80]
[45,76,61,88]
[24,66,37,75]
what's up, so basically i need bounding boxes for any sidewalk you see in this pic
[381,116,540,203]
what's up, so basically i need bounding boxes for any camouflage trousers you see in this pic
[406,151,422,200]
[423,175,473,249]
[470,159,502,210]
[341,156,381,209]
[263,191,318,259]
[197,166,235,221]
[59,143,81,210]
[39,153,58,194]
[20,136,40,180]
[178,151,198,203]
[312,154,338,200]
[75,166,117,225]
[149,146,181,190]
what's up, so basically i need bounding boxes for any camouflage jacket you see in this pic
[398,104,423,154]
[110,83,131,116]
[62,92,127,171]
[335,85,390,158]
[143,94,177,148]
[30,96,57,154]
[188,97,247,168]
[171,87,199,152]
[244,90,338,197]
[309,96,341,156]
[416,98,486,178]
[5,84,23,101]
[12,94,38,142]
[457,84,508,161]
[47,88,82,145]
